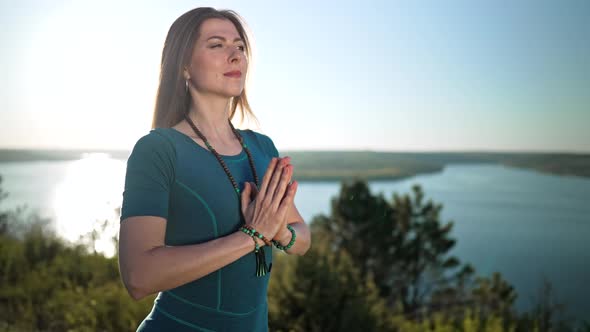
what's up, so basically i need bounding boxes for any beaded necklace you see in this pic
[184,113,259,195]
[184,113,269,276]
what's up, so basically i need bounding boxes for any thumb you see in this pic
[240,182,251,212]
[250,182,259,198]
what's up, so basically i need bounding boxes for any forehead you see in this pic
[197,18,241,40]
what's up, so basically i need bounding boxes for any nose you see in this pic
[229,48,243,64]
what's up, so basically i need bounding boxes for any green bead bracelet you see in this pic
[272,224,296,251]
[239,226,268,277]
[239,227,262,253]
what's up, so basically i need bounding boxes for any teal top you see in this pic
[120,127,279,332]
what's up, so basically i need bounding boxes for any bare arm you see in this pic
[119,157,295,300]
[273,204,311,256]
[118,217,255,300]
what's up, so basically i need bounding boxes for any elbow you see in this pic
[119,249,158,301]
[122,269,151,301]
[297,229,312,256]
[298,240,311,256]
[289,237,312,256]
[127,285,149,301]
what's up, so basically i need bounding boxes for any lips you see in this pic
[224,71,242,78]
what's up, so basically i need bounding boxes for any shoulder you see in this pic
[130,128,176,156]
[239,129,279,158]
[127,128,177,170]
[239,129,273,144]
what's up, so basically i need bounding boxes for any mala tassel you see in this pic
[255,247,268,277]
[240,226,270,278]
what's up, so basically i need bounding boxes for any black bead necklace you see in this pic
[183,113,269,276]
[184,113,259,195]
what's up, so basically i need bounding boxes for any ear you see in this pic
[183,67,190,80]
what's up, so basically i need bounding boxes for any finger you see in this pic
[272,164,293,208]
[276,156,292,198]
[278,180,298,212]
[240,182,251,214]
[273,159,293,198]
[265,157,288,203]
[258,157,279,201]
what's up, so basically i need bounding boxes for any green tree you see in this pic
[313,180,476,317]
[0,176,155,331]
[0,175,9,234]
[1,174,583,331]
[268,228,396,332]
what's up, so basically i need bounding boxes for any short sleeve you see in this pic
[246,130,279,158]
[120,130,176,222]
[263,135,280,158]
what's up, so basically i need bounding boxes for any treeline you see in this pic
[0,176,155,331]
[268,181,588,331]
[0,150,131,163]
[3,149,589,179]
[0,175,588,331]
[265,151,590,180]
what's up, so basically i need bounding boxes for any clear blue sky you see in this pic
[1,0,589,152]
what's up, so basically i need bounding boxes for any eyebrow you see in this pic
[206,36,243,43]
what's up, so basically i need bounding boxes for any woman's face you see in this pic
[186,18,248,98]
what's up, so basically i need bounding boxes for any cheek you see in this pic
[191,56,221,83]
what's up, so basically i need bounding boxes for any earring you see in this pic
[185,78,189,93]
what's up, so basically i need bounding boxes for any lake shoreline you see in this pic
[1,149,589,181]
[1,161,589,321]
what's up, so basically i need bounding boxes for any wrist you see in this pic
[275,228,292,246]
[254,236,266,247]
[237,226,271,277]
[272,224,296,251]
[236,230,265,248]
[240,225,272,247]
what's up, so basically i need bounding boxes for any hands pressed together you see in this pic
[240,156,297,245]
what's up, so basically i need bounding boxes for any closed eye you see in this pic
[209,43,246,52]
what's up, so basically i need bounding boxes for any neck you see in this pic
[187,92,234,142]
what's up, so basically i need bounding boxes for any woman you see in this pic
[118,7,311,331]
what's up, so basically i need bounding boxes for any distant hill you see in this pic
[1,149,588,181]
[282,151,590,181]
[0,149,130,163]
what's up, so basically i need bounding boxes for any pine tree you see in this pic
[313,179,476,317]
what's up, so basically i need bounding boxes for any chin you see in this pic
[209,84,244,98]
[224,89,244,98]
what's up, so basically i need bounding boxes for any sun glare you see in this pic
[53,153,125,257]
[21,3,158,150]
